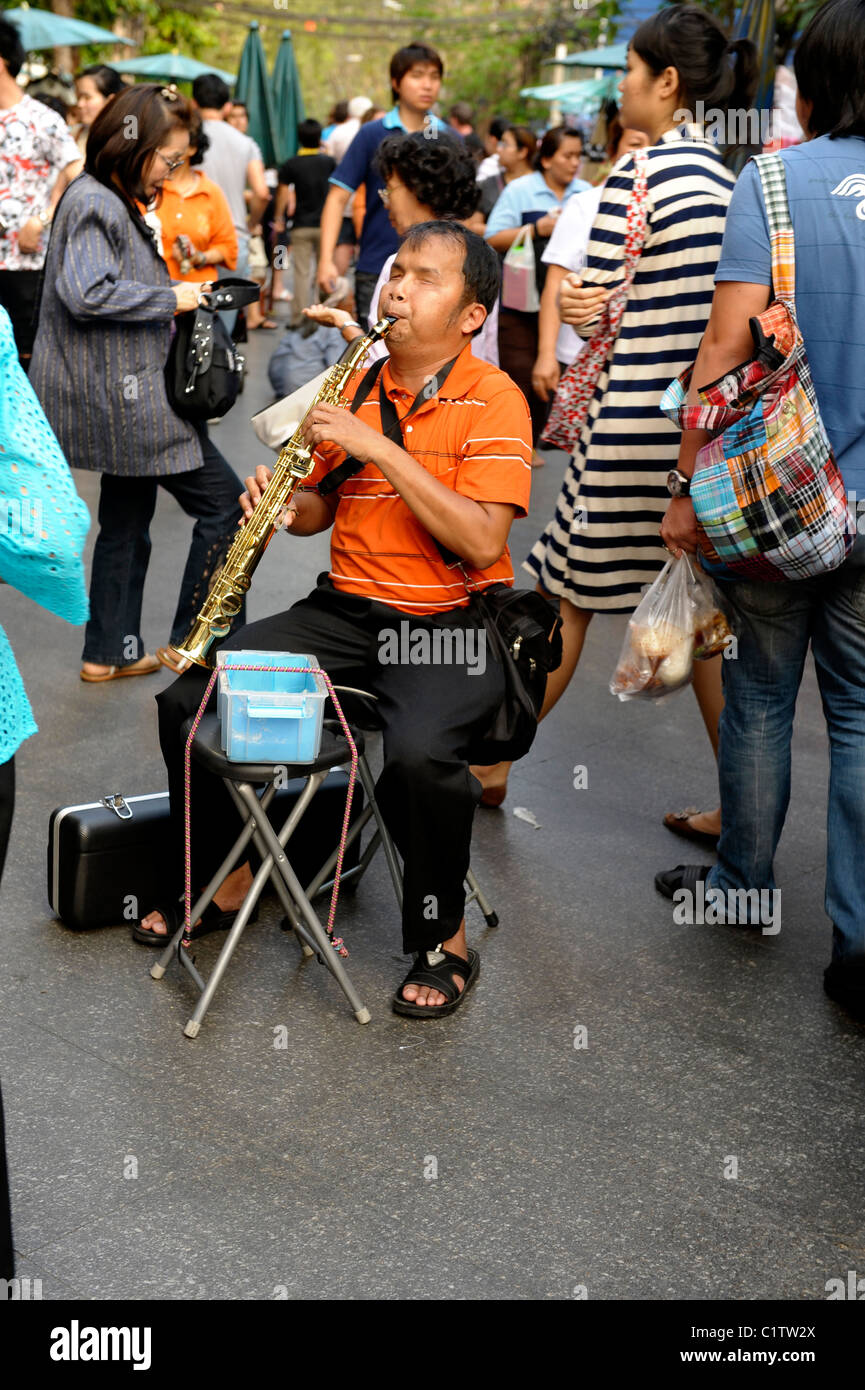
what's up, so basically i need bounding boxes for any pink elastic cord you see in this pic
[183,665,358,957]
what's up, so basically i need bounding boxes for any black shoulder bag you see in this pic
[452,567,562,763]
[165,277,262,423]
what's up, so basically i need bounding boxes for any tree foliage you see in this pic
[75,0,214,60]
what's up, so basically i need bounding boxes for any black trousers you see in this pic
[0,269,41,370]
[155,580,504,953]
[498,306,551,448]
[0,757,15,1278]
[83,425,245,665]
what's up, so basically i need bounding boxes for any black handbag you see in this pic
[461,575,563,763]
[165,277,261,423]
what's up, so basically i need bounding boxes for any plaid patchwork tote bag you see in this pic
[660,152,853,581]
[541,148,649,454]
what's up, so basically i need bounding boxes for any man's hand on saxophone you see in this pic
[301,402,386,467]
[239,464,336,536]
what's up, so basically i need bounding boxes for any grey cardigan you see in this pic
[29,173,203,478]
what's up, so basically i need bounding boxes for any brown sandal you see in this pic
[80,654,161,682]
[663,808,720,849]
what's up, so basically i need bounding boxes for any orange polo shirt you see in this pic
[309,344,532,614]
[156,171,238,282]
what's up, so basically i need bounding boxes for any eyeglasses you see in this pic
[159,151,186,173]
[377,186,391,207]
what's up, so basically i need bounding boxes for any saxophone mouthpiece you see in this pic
[370,315,397,339]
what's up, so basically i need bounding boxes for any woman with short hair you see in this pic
[305,128,480,354]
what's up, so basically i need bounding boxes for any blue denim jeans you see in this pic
[708,537,865,962]
[82,425,245,664]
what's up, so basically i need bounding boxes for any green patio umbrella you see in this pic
[553,41,629,70]
[234,21,278,169]
[111,53,235,86]
[3,6,134,50]
[520,74,620,114]
[271,29,305,166]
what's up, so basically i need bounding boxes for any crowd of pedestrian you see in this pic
[2,0,865,1277]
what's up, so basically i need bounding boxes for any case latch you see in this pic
[101,793,133,820]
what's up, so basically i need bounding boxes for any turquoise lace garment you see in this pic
[0,306,89,763]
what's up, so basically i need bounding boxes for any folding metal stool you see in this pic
[150,712,378,1035]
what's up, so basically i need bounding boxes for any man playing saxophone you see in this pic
[138,221,533,1017]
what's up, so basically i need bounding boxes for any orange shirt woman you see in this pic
[156,164,237,283]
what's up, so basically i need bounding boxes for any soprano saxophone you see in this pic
[174,315,396,668]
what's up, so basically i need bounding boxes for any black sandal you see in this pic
[132,898,258,946]
[132,899,181,947]
[392,947,480,1019]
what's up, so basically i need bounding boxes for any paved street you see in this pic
[2,307,863,1301]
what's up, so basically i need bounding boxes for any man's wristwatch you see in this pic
[37,208,53,230]
[666,469,692,499]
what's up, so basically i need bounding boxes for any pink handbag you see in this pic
[541,149,649,453]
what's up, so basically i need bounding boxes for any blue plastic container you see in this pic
[216,649,299,735]
[216,651,326,764]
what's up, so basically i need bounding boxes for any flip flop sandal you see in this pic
[156,646,193,675]
[80,654,161,682]
[132,898,258,946]
[663,808,720,848]
[654,864,711,899]
[392,946,480,1019]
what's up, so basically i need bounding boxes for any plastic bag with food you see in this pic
[610,554,696,701]
[689,563,732,660]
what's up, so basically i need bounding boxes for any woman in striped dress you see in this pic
[476,7,757,820]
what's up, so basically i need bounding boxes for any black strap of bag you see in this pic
[318,358,387,495]
[319,354,460,496]
[376,365,562,681]
[203,277,264,312]
[379,365,562,760]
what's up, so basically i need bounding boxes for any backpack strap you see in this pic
[754,151,796,307]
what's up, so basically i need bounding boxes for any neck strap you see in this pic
[318,352,460,496]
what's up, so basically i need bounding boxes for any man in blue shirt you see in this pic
[317,42,447,326]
